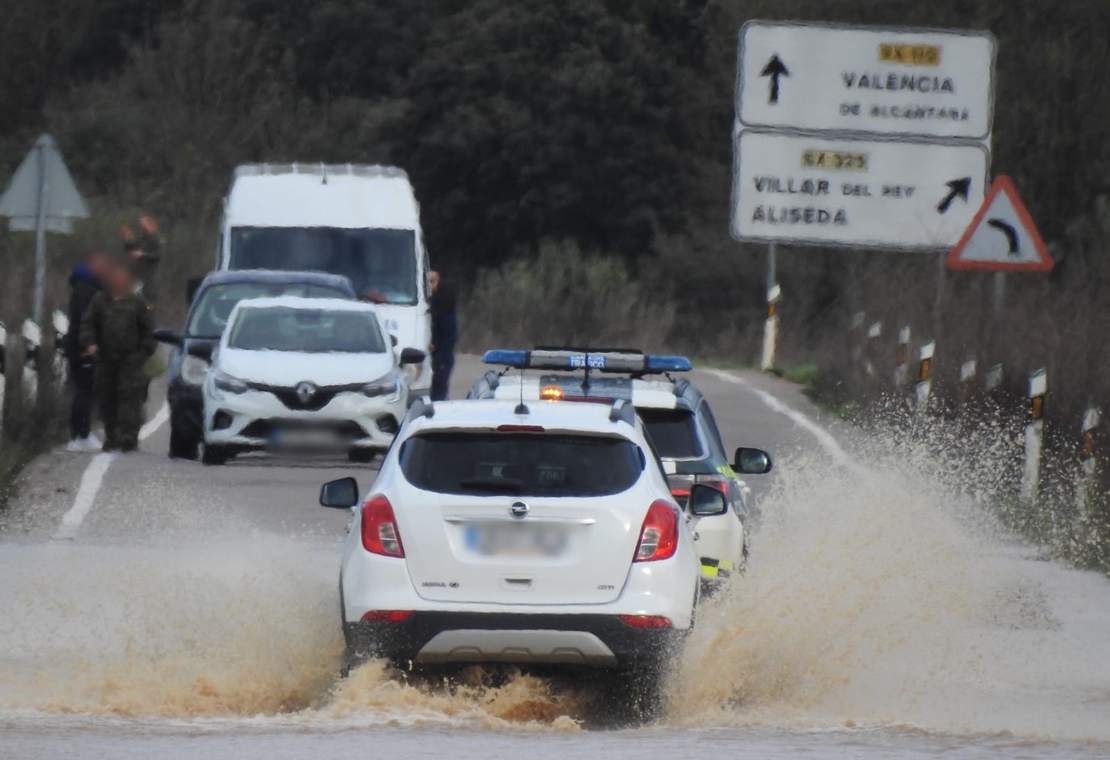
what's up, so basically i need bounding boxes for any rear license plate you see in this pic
[464,523,569,558]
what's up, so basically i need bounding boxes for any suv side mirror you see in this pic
[320,477,360,509]
[152,328,183,347]
[734,447,773,475]
[399,347,426,366]
[689,483,728,517]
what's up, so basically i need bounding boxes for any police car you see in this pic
[319,396,728,716]
[469,348,772,584]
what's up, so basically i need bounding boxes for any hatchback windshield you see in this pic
[187,282,348,338]
[229,227,418,304]
[636,408,704,460]
[401,432,644,497]
[228,307,387,354]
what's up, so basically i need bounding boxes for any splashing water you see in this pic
[1,418,1110,741]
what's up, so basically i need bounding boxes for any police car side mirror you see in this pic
[688,483,727,517]
[153,328,183,347]
[399,348,425,365]
[320,477,360,509]
[734,447,773,475]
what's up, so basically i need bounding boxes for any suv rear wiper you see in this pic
[458,476,524,492]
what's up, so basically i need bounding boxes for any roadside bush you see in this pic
[460,240,675,353]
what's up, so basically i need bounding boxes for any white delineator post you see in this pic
[1076,406,1100,518]
[1020,369,1047,504]
[915,340,936,416]
[761,282,781,372]
[865,321,882,378]
[893,325,911,389]
[985,363,1004,394]
[959,357,977,404]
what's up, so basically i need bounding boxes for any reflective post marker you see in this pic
[893,326,911,389]
[1076,406,1100,519]
[915,340,935,417]
[958,358,977,404]
[1020,369,1047,504]
[761,280,781,372]
[866,321,882,379]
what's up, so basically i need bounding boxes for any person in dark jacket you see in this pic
[64,251,110,452]
[122,214,164,303]
[428,270,458,402]
[79,265,156,452]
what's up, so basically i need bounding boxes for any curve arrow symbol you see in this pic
[760,55,789,105]
[937,177,972,214]
[987,218,1020,256]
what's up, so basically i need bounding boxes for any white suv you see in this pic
[320,397,728,714]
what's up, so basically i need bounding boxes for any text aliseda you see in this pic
[749,66,969,228]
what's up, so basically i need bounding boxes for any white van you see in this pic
[218,164,432,400]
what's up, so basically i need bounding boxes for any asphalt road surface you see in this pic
[2,356,1109,760]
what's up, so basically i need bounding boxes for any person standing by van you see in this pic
[80,265,156,452]
[64,250,110,452]
[122,214,165,303]
[429,270,457,401]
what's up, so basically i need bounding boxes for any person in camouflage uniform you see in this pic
[122,214,164,303]
[79,264,156,452]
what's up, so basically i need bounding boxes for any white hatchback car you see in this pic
[319,398,728,712]
[202,296,423,465]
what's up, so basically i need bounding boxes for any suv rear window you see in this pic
[636,408,704,460]
[400,432,644,497]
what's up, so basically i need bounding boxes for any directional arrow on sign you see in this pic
[937,177,972,214]
[760,55,789,105]
[987,218,1020,255]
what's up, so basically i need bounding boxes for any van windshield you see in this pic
[229,227,418,305]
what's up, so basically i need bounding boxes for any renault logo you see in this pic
[295,381,317,404]
[509,501,530,519]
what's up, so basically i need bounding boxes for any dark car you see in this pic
[153,270,357,460]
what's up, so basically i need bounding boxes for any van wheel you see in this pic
[201,444,230,466]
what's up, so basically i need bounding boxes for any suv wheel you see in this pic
[168,417,199,460]
[201,444,231,466]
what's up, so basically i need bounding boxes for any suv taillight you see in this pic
[361,495,405,557]
[633,500,679,562]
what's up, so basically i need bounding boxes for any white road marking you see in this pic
[52,402,170,540]
[702,369,860,471]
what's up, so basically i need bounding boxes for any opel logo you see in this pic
[295,381,317,404]
[509,501,530,519]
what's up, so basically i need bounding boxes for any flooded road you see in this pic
[2,360,1109,758]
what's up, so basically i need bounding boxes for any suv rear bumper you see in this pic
[344,612,682,669]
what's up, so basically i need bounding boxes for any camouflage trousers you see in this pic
[95,355,148,448]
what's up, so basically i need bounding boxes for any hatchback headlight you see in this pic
[213,370,248,395]
[181,355,210,386]
[362,371,401,401]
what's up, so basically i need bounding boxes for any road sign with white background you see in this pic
[737,22,996,140]
[732,130,988,249]
[947,176,1052,271]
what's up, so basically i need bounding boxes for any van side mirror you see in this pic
[399,348,425,366]
[733,447,773,475]
[152,328,183,347]
[689,483,728,517]
[320,477,360,509]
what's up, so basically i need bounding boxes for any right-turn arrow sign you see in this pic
[947,176,1053,272]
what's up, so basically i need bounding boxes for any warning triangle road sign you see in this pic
[947,176,1052,272]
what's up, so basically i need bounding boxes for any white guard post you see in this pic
[850,311,865,368]
[865,321,882,378]
[915,340,935,417]
[893,326,911,389]
[985,363,1004,394]
[1076,406,1100,518]
[959,357,977,404]
[1020,369,1047,504]
[761,282,781,372]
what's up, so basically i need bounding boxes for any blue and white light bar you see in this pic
[481,349,691,374]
